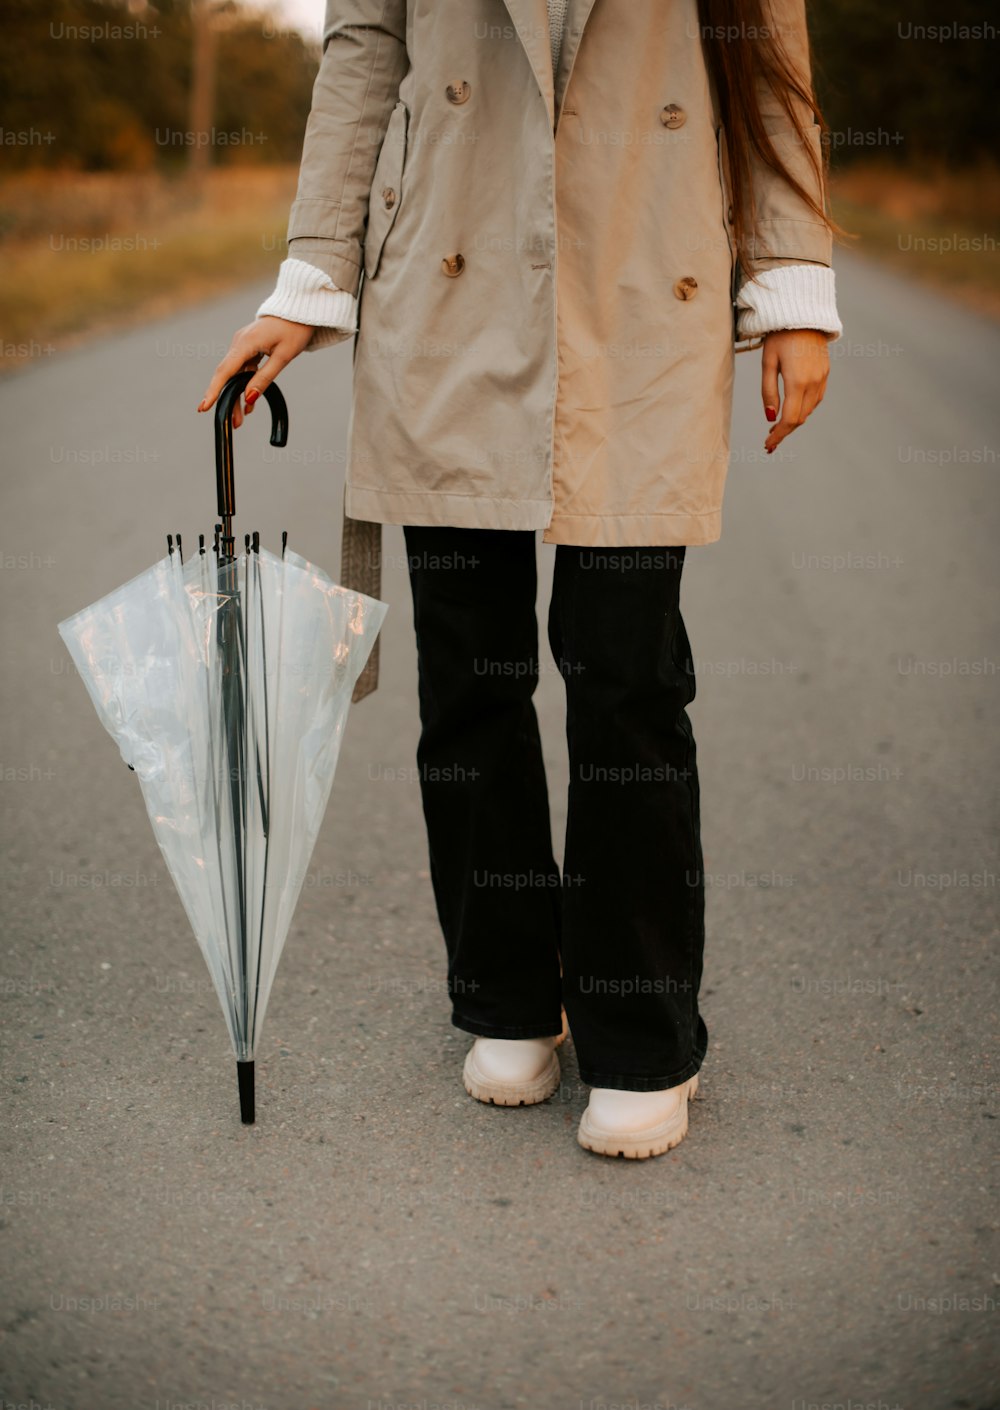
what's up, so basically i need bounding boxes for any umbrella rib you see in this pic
[187,551,235,1043]
[208,549,239,1039]
[251,549,271,1039]
[237,553,250,1054]
[220,548,249,1053]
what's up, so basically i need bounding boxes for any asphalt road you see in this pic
[1,250,998,1410]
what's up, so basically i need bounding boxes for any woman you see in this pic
[199,0,842,1159]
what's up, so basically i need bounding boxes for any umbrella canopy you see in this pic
[57,377,387,1121]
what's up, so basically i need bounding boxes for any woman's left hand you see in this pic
[761,329,831,454]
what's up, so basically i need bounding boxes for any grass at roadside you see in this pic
[829,161,1000,318]
[0,166,300,375]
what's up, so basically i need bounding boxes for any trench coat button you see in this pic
[441,253,465,277]
[727,203,734,224]
[446,80,471,105]
[659,103,686,129]
[673,275,698,300]
[382,186,396,210]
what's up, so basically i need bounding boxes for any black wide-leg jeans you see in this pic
[402,524,708,1092]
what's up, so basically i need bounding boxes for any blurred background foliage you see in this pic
[808,0,997,168]
[0,0,318,172]
[0,0,995,173]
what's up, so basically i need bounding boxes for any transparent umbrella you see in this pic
[57,374,387,1122]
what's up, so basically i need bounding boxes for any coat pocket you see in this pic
[364,100,409,280]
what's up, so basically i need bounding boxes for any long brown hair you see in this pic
[697,0,837,276]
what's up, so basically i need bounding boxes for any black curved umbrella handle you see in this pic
[214,372,289,545]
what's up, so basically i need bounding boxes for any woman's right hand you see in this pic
[197,315,316,427]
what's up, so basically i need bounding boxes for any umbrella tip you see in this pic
[252,530,260,554]
[281,530,288,558]
[199,533,206,556]
[237,1060,255,1124]
[166,533,174,555]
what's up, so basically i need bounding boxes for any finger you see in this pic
[792,359,829,427]
[797,380,824,426]
[198,342,263,414]
[241,344,293,416]
[765,383,805,452]
[762,349,780,424]
[232,355,267,427]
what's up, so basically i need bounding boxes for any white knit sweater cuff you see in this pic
[256,258,358,352]
[736,265,843,342]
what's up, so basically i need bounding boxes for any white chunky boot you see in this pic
[577,1074,700,1158]
[462,1009,569,1106]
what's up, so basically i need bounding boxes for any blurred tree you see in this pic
[809,0,998,167]
[188,0,218,174]
[213,6,319,167]
[0,0,317,171]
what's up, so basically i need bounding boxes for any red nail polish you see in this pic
[245,388,260,408]
[765,406,777,422]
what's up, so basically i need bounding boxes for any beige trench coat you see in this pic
[289,0,831,558]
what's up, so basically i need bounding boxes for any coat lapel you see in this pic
[500,0,599,130]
